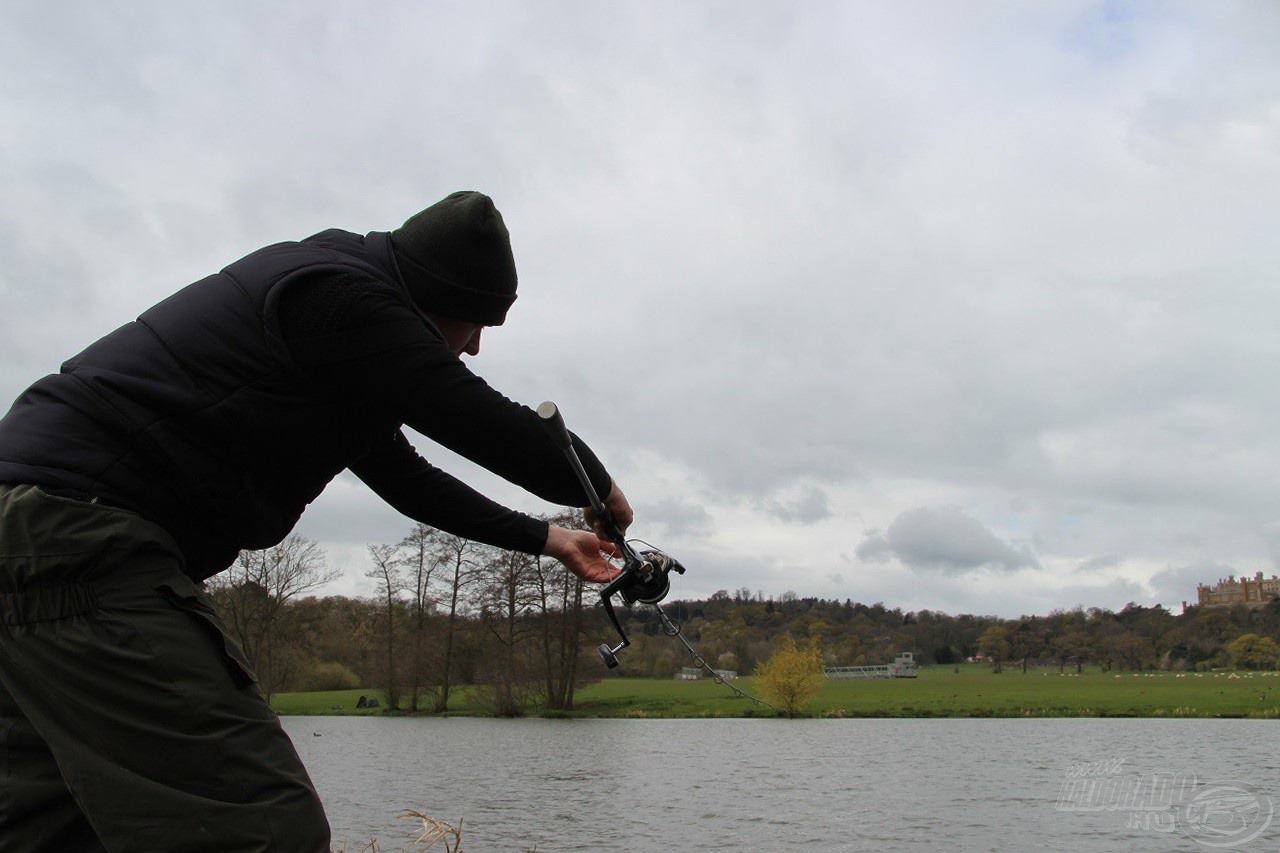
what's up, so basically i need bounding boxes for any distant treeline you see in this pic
[204,527,1280,714]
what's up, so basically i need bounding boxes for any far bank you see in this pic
[272,664,1280,719]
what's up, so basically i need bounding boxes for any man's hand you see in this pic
[543,524,622,584]
[584,480,634,540]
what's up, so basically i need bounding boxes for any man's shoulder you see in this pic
[222,229,398,286]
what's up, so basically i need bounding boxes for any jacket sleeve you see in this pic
[349,430,551,554]
[278,272,614,513]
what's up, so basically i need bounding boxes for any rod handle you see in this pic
[536,401,573,448]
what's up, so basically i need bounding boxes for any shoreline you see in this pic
[272,666,1280,720]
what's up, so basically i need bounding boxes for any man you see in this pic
[0,191,632,852]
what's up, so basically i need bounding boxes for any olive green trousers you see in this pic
[0,485,330,852]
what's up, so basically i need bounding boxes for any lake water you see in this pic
[283,716,1280,852]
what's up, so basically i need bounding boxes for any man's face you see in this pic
[430,315,484,357]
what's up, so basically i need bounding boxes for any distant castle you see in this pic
[1194,572,1280,608]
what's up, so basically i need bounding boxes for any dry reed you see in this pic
[331,811,464,853]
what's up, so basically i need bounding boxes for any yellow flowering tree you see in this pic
[755,636,825,717]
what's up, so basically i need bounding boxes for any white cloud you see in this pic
[3,1,1280,617]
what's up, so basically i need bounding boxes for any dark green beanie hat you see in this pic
[390,191,518,325]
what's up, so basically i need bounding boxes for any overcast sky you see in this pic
[3,1,1279,618]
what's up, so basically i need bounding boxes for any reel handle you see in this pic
[598,642,624,669]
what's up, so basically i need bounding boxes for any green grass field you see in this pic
[273,665,1280,719]
[270,689,385,716]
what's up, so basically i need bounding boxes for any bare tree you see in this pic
[431,533,481,712]
[532,510,592,710]
[477,544,540,716]
[206,534,338,698]
[396,523,445,711]
[366,543,405,710]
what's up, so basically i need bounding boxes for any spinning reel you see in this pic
[537,401,685,668]
[593,547,685,667]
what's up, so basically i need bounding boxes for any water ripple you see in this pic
[290,716,1280,852]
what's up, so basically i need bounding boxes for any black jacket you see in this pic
[0,229,609,580]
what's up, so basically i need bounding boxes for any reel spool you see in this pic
[626,573,670,606]
[618,550,681,606]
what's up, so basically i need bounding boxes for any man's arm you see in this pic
[348,429,550,554]
[350,430,623,582]
[279,273,618,510]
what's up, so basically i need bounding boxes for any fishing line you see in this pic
[538,402,777,712]
[620,535,777,710]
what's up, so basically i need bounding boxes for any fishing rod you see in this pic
[537,401,776,711]
[536,400,682,667]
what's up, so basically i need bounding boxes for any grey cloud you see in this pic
[758,483,832,525]
[857,506,1040,574]
[639,498,715,539]
[1076,554,1121,573]
[1148,560,1243,609]
[5,4,1280,619]
[934,575,1152,620]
